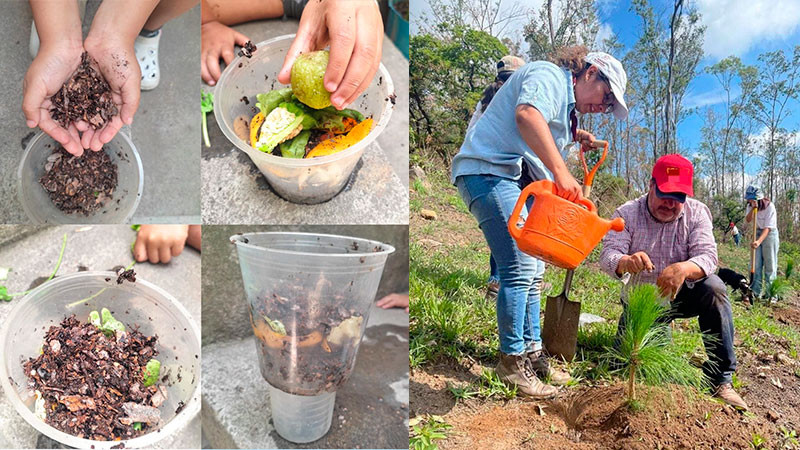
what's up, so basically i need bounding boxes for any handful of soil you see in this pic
[50,52,118,130]
[39,145,118,216]
[24,312,166,441]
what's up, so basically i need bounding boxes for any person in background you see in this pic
[452,46,630,399]
[744,185,780,302]
[726,221,741,247]
[466,55,526,301]
[134,225,201,264]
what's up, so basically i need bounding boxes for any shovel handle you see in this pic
[580,140,609,190]
[750,206,758,283]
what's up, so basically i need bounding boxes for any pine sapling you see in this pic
[786,258,794,279]
[606,284,708,406]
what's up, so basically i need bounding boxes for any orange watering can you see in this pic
[507,139,624,361]
[507,141,624,270]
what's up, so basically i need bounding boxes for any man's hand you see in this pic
[82,35,140,151]
[22,40,84,156]
[553,168,583,203]
[201,21,251,86]
[751,240,761,249]
[278,0,383,110]
[616,251,655,276]
[657,262,688,299]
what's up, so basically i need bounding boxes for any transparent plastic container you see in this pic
[268,385,335,444]
[230,232,394,442]
[214,35,395,204]
[17,129,143,224]
[0,272,201,449]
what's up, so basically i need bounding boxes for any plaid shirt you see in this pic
[600,195,718,285]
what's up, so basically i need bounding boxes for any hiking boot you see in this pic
[485,280,499,301]
[714,383,748,410]
[496,352,558,399]
[527,350,571,386]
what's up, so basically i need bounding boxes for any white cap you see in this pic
[584,52,628,120]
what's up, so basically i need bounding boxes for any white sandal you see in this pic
[135,29,161,91]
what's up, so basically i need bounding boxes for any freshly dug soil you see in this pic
[39,145,118,216]
[24,315,164,441]
[50,52,118,130]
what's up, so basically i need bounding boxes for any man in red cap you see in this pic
[599,154,747,410]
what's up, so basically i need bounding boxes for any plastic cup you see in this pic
[230,232,395,442]
[214,35,395,204]
[0,272,201,449]
[268,385,335,444]
[17,129,144,224]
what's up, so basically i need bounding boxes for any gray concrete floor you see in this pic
[0,225,201,448]
[0,1,201,224]
[201,18,409,224]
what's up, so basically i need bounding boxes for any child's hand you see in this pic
[22,40,85,156]
[201,21,251,86]
[278,0,383,110]
[376,293,409,313]
[134,225,189,264]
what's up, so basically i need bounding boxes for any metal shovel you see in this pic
[542,140,608,361]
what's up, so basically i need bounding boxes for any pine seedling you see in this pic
[765,278,791,301]
[785,258,794,279]
[605,284,709,406]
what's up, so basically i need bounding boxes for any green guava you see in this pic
[291,50,331,109]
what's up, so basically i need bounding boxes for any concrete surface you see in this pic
[0,1,201,224]
[201,18,409,225]
[201,225,408,346]
[0,225,201,449]
[202,303,409,450]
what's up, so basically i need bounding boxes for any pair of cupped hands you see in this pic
[23,34,140,157]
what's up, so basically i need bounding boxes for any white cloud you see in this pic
[594,23,615,49]
[697,0,800,59]
[683,87,738,109]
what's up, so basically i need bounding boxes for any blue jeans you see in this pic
[488,255,499,284]
[753,229,779,297]
[456,174,545,355]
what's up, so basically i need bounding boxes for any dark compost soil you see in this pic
[39,145,118,216]
[50,52,118,130]
[24,315,165,441]
[238,41,257,58]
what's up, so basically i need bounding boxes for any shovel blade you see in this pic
[542,293,582,361]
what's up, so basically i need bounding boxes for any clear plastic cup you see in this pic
[230,232,395,442]
[268,385,335,444]
[17,129,144,224]
[0,272,201,449]
[214,35,395,204]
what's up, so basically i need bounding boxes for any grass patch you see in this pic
[410,415,452,450]
[448,368,518,401]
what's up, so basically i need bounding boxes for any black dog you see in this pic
[717,267,754,305]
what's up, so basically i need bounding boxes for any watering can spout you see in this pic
[609,217,625,233]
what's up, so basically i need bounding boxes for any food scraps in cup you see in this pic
[24,307,166,441]
[245,50,374,159]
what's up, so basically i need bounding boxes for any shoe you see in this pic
[496,352,558,399]
[527,350,571,386]
[135,30,161,90]
[714,383,748,410]
[485,280,499,301]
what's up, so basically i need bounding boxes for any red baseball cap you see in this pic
[652,154,694,197]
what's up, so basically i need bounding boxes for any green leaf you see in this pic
[98,308,125,336]
[280,102,317,130]
[200,92,214,113]
[132,422,142,431]
[143,359,161,387]
[130,225,141,232]
[263,315,287,335]
[279,130,311,158]
[256,88,293,115]
[89,310,101,327]
[0,286,11,302]
[256,112,304,153]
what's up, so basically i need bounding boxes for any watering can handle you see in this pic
[508,181,537,241]
[580,139,609,191]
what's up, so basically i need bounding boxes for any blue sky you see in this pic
[411,0,800,174]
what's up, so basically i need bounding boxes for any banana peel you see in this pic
[249,111,265,147]
[306,118,374,158]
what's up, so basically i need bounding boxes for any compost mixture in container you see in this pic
[39,145,118,215]
[236,49,374,160]
[24,302,166,441]
[249,278,366,395]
